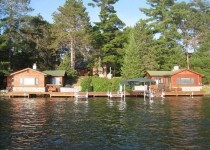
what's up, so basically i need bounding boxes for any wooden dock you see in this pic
[2,90,206,98]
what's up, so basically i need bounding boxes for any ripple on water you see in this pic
[0,97,210,149]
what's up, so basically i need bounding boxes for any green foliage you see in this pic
[52,0,91,69]
[109,77,124,91]
[1,0,210,84]
[91,77,111,92]
[89,0,126,76]
[80,76,124,92]
[80,76,92,91]
[121,20,158,78]
[57,54,77,77]
[190,34,210,84]
[140,0,186,70]
[121,30,142,79]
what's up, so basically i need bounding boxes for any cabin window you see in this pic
[19,77,39,85]
[176,78,195,85]
[51,77,61,85]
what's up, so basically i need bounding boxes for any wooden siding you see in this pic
[171,70,202,88]
[7,68,45,89]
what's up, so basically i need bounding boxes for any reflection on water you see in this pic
[0,96,210,149]
[107,98,127,111]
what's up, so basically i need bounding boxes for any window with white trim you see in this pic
[19,77,39,85]
[176,78,195,85]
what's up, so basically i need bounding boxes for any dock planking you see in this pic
[2,91,206,98]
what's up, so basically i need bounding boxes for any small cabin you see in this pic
[7,68,47,92]
[7,68,66,92]
[145,67,203,92]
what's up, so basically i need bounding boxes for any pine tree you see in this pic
[0,0,32,70]
[189,0,210,83]
[121,31,142,79]
[89,0,126,76]
[133,20,158,72]
[52,0,91,70]
[121,20,159,78]
[141,0,185,70]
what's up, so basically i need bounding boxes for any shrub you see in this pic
[80,76,92,91]
[91,77,111,92]
[109,77,124,91]
[80,76,125,92]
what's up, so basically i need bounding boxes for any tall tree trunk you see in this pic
[186,52,189,69]
[70,38,75,69]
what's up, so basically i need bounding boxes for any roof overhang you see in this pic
[8,68,47,76]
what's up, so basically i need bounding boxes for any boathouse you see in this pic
[145,66,203,92]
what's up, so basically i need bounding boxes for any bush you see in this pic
[109,77,124,91]
[80,76,125,92]
[80,76,92,91]
[91,77,111,92]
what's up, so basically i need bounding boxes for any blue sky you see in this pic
[30,0,147,27]
[30,0,188,27]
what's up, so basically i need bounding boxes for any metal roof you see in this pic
[146,71,172,76]
[146,69,203,77]
[43,70,66,76]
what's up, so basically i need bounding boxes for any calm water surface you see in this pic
[1,96,210,149]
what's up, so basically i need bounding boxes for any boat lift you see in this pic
[121,77,156,99]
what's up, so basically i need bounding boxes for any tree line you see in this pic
[1,0,210,83]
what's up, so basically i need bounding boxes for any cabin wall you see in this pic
[171,70,202,87]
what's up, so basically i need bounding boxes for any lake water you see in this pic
[1,96,210,149]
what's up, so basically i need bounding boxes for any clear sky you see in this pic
[30,0,147,27]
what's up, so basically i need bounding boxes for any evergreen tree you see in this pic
[57,54,77,77]
[121,31,141,79]
[190,39,210,84]
[133,20,158,73]
[169,0,210,70]
[20,15,56,70]
[121,20,158,78]
[141,0,185,70]
[52,0,91,70]
[89,0,126,76]
[0,0,32,70]
[189,0,210,83]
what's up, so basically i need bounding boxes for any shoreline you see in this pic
[0,91,206,98]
